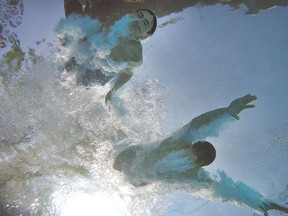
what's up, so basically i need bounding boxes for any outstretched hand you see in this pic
[227,94,257,120]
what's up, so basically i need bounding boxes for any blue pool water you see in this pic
[1,0,288,215]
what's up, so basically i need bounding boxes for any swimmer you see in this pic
[113,94,288,216]
[58,9,157,102]
[105,9,157,103]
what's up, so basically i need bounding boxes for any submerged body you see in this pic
[55,9,157,102]
[113,94,288,216]
[114,140,215,185]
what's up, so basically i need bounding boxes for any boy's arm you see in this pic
[175,94,257,143]
[192,169,288,216]
[105,68,133,103]
[105,39,143,103]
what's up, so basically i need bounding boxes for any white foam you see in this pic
[0,55,167,215]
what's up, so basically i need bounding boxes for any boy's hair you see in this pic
[191,141,216,167]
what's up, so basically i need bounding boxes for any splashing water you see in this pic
[0,0,24,49]
[54,14,135,75]
[0,12,169,214]
[0,53,168,214]
[3,9,287,216]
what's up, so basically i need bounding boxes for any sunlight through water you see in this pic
[1,0,288,215]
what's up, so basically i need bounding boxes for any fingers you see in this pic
[242,94,257,104]
[244,104,255,109]
[105,90,113,104]
[234,115,240,120]
[240,94,257,110]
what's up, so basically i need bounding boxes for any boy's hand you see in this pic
[228,94,257,120]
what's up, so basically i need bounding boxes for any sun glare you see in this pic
[61,192,125,216]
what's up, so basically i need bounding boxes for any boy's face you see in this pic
[130,10,154,38]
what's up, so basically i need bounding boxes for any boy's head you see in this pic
[130,9,157,39]
[190,141,216,167]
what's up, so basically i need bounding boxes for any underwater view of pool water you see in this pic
[0,0,288,215]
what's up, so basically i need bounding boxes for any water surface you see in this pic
[0,0,288,215]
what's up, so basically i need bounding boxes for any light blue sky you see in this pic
[2,1,288,215]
